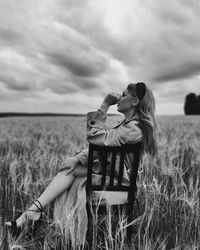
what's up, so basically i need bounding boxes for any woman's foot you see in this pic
[5,200,43,228]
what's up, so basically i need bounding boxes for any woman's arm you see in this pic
[86,92,120,131]
[86,92,142,146]
[87,120,142,146]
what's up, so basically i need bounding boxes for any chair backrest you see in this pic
[86,142,142,207]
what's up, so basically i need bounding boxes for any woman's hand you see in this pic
[99,92,121,114]
[59,157,79,175]
[103,92,121,106]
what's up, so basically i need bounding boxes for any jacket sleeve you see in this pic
[74,111,107,166]
[87,110,107,129]
[75,148,89,167]
[87,112,142,146]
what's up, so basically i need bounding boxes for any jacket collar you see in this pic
[113,114,140,128]
[123,113,140,124]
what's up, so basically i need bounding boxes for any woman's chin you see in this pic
[117,107,122,113]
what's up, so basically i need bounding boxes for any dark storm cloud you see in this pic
[45,51,107,78]
[78,78,100,90]
[46,79,78,94]
[45,75,102,95]
[0,28,22,45]
[139,0,200,84]
[0,0,200,114]
[0,73,34,91]
[152,61,200,83]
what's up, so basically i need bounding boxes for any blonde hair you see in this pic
[127,83,158,159]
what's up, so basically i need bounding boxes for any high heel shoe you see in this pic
[6,200,44,238]
[8,220,22,238]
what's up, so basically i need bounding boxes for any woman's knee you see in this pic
[55,170,69,178]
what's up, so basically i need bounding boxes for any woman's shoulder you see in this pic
[123,119,141,131]
[122,120,143,143]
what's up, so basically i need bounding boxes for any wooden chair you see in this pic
[85,142,141,249]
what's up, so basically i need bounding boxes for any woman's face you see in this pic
[117,88,138,113]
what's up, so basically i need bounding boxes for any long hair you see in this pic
[127,83,158,159]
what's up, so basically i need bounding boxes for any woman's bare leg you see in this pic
[6,171,76,227]
[31,172,75,208]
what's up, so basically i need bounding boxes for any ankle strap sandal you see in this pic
[28,200,44,213]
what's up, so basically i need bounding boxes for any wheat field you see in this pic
[0,115,200,250]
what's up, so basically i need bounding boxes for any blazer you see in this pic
[75,110,142,181]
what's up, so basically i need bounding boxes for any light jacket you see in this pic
[75,110,143,181]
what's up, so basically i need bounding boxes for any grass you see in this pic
[0,115,200,249]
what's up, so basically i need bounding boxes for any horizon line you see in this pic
[0,112,189,117]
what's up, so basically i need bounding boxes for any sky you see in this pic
[0,0,200,115]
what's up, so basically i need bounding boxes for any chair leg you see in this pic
[86,204,109,249]
[86,203,135,249]
[86,201,93,250]
[126,224,132,242]
[86,227,92,250]
[125,201,134,247]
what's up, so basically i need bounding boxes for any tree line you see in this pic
[184,93,200,115]
[0,113,85,118]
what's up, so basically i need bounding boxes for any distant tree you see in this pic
[184,93,198,115]
[196,95,200,114]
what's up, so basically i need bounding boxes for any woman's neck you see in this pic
[124,109,137,122]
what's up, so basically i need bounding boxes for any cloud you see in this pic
[152,60,200,83]
[45,50,107,78]
[0,0,200,114]
[0,28,23,46]
[134,0,200,83]
[45,80,78,95]
[0,74,33,91]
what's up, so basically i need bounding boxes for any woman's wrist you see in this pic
[98,102,110,114]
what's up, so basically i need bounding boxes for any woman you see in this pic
[6,82,157,245]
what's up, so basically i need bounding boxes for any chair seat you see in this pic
[91,190,128,205]
[90,174,129,205]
